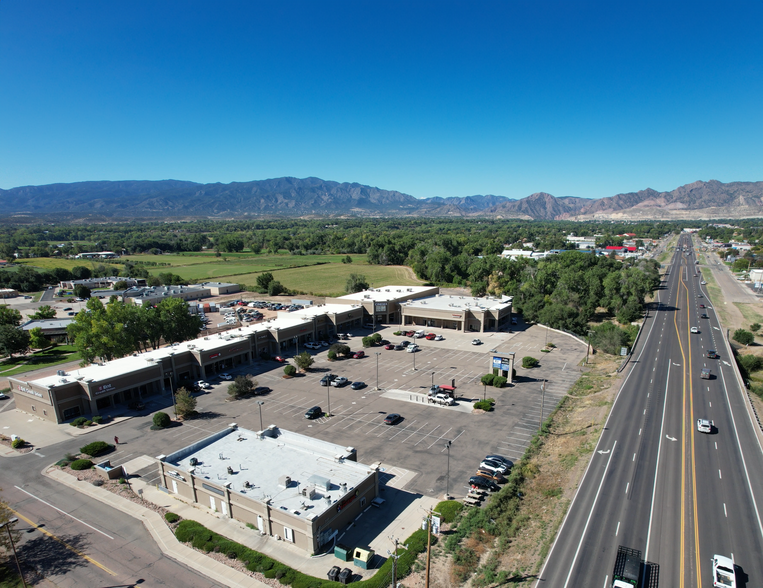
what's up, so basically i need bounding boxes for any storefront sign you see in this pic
[17,385,43,398]
[492,356,511,370]
[209,353,221,360]
[375,303,388,313]
[96,383,115,394]
[452,314,462,318]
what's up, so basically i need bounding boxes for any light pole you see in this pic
[585,330,593,364]
[326,374,332,417]
[257,401,265,432]
[539,380,546,430]
[413,347,417,370]
[0,517,26,588]
[423,506,441,588]
[294,336,298,355]
[431,372,435,388]
[375,353,381,391]
[444,440,452,499]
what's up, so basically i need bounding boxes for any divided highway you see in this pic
[537,236,763,587]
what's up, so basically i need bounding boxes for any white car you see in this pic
[701,280,707,285]
[406,345,419,353]
[480,459,509,474]
[434,335,444,341]
[472,339,482,345]
[196,380,211,390]
[303,342,319,349]
[712,554,735,587]
[433,393,454,406]
[0,393,9,400]
[690,327,699,333]
[697,418,713,433]
[330,377,349,387]
[219,373,233,381]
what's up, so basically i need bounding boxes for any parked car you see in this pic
[331,377,349,387]
[472,339,482,345]
[511,317,518,324]
[253,386,272,395]
[383,413,401,425]
[196,380,211,390]
[320,374,337,386]
[128,400,146,410]
[304,341,319,349]
[350,381,366,390]
[63,307,72,311]
[274,355,287,363]
[480,459,509,474]
[425,333,436,340]
[394,344,405,351]
[0,393,9,400]
[484,455,513,470]
[384,343,395,350]
[352,350,365,359]
[219,373,233,380]
[432,393,454,406]
[469,476,500,492]
[475,469,506,484]
[434,334,444,341]
[305,406,323,419]
[399,340,410,347]
[406,345,419,353]
[405,330,416,337]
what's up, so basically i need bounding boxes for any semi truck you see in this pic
[612,546,642,587]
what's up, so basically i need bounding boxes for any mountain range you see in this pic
[2,177,762,221]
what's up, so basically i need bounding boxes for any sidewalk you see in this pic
[45,455,438,587]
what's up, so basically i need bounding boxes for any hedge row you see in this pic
[174,520,434,588]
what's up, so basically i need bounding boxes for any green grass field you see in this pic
[0,345,81,377]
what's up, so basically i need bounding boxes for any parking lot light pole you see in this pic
[444,440,452,499]
[327,374,332,417]
[431,372,435,388]
[375,353,381,391]
[0,517,26,588]
[257,401,265,432]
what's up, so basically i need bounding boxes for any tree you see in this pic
[227,375,255,399]
[256,272,275,290]
[156,298,202,345]
[29,326,50,349]
[113,280,129,290]
[0,494,22,555]
[346,273,369,293]
[0,325,30,358]
[30,305,57,320]
[733,329,755,347]
[73,284,91,299]
[342,255,353,264]
[284,364,297,377]
[294,352,315,371]
[153,412,171,428]
[71,266,92,280]
[174,387,197,419]
[750,323,761,333]
[591,321,629,355]
[329,343,351,358]
[268,281,285,296]
[0,306,23,327]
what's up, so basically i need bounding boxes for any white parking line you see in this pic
[414,424,442,446]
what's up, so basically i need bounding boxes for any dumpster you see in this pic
[353,547,374,570]
[334,543,352,561]
[338,568,354,585]
[327,566,341,582]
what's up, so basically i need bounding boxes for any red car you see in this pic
[405,330,416,337]
[384,344,395,350]
[352,350,365,359]
[274,355,287,363]
[425,333,436,340]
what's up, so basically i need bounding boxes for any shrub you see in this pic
[55,459,70,467]
[393,331,402,336]
[739,354,763,374]
[522,356,539,368]
[480,373,495,386]
[733,329,755,346]
[165,512,180,523]
[327,349,337,360]
[70,416,88,427]
[436,500,464,523]
[92,416,103,424]
[153,412,171,428]
[70,459,93,470]
[80,441,111,457]
[474,400,493,411]
[84,420,93,426]
[284,365,297,377]
[11,437,25,449]
[118,477,126,484]
[493,376,507,388]
[362,336,372,348]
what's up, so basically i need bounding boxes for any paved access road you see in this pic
[538,236,763,587]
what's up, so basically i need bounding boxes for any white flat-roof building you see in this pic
[401,293,513,333]
[157,424,379,554]
[328,286,439,326]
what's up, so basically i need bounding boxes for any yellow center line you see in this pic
[9,507,117,576]
[674,263,687,588]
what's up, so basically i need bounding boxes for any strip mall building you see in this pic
[9,285,512,423]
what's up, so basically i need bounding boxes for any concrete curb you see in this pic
[43,466,269,588]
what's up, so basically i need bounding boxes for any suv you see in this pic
[479,459,509,474]
[352,350,365,359]
[475,469,506,484]
[304,406,323,419]
[701,368,711,380]
[712,554,736,587]
[469,476,500,492]
[433,393,454,406]
[707,350,719,359]
[320,374,337,386]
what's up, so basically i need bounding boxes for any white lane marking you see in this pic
[715,442,717,450]
[646,362,672,562]
[625,483,629,494]
[724,503,727,518]
[639,429,642,436]
[615,521,620,536]
[633,453,636,462]
[719,469,722,479]
[561,440,618,588]
[14,486,114,539]
[709,402,712,407]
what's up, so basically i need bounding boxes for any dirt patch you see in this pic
[0,434,35,454]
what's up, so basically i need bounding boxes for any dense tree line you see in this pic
[67,297,202,365]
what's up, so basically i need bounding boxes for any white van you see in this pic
[414,330,426,338]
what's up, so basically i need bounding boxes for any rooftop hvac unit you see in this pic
[56,370,66,376]
[278,475,292,488]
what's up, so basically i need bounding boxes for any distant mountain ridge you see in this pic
[2,177,762,220]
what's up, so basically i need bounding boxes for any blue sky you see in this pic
[1,1,761,199]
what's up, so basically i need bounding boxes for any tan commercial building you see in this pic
[157,424,379,555]
[328,286,439,327]
[401,294,513,333]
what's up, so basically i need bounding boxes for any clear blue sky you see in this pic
[1,1,761,199]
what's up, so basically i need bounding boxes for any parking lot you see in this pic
[137,324,587,498]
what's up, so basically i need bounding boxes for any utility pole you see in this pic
[388,535,408,588]
[539,380,546,430]
[423,506,441,588]
[376,353,381,391]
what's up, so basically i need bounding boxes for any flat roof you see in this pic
[290,303,359,319]
[199,282,238,287]
[21,318,74,331]
[403,293,513,312]
[338,286,435,302]
[162,425,374,518]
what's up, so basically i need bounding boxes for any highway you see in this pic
[537,235,763,587]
